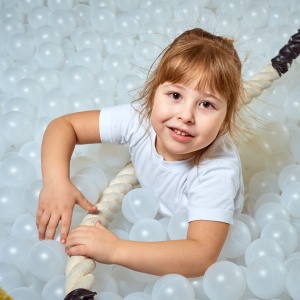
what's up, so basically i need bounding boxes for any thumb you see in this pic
[76,193,97,212]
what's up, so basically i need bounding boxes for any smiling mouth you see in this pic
[171,128,193,137]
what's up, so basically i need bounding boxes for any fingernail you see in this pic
[61,239,65,244]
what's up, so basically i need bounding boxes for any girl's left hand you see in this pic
[65,221,119,264]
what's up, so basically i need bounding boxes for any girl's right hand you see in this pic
[36,179,98,244]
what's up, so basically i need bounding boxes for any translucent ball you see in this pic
[286,263,300,300]
[248,171,280,200]
[148,1,173,24]
[107,32,135,57]
[244,238,285,266]
[75,31,103,52]
[28,6,51,30]
[111,266,145,297]
[291,137,300,164]
[0,187,24,224]
[6,33,35,62]
[0,17,25,42]
[189,276,209,300]
[76,48,103,75]
[261,121,290,149]
[90,8,115,33]
[133,40,162,68]
[254,202,290,230]
[122,188,159,223]
[130,218,167,242]
[117,74,143,100]
[38,88,70,118]
[113,13,140,37]
[17,78,45,105]
[68,93,96,113]
[260,220,298,256]
[264,150,295,175]
[220,219,251,259]
[235,214,260,241]
[95,70,117,93]
[17,0,44,14]
[35,41,65,69]
[9,287,42,300]
[103,54,131,80]
[98,144,130,169]
[33,68,60,91]
[254,192,281,214]
[246,257,287,299]
[0,235,33,273]
[174,0,199,23]
[34,25,62,46]
[0,262,25,292]
[280,183,300,218]
[124,292,151,300]
[240,3,268,28]
[96,292,123,300]
[138,21,165,44]
[50,9,77,37]
[278,164,300,191]
[92,270,119,293]
[152,274,195,300]
[33,117,52,142]
[3,96,35,119]
[41,275,65,300]
[62,65,96,94]
[0,66,26,94]
[12,213,39,243]
[27,240,67,282]
[129,8,151,25]
[167,209,188,240]
[0,156,36,188]
[203,261,246,300]
[0,5,24,22]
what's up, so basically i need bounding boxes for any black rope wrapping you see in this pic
[64,288,97,300]
[271,28,300,76]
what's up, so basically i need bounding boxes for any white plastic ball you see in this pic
[103,54,132,80]
[34,25,62,46]
[17,78,45,105]
[38,88,70,118]
[9,287,42,300]
[35,42,65,69]
[0,6,24,22]
[0,17,25,42]
[0,156,36,188]
[203,261,246,300]
[133,40,162,68]
[261,220,298,256]
[124,292,151,300]
[246,257,287,299]
[33,117,52,142]
[280,183,300,218]
[152,274,195,300]
[264,150,295,175]
[34,68,60,91]
[167,209,188,240]
[47,0,74,11]
[240,3,268,28]
[90,8,115,33]
[98,144,130,169]
[220,219,251,259]
[174,0,199,23]
[115,0,139,12]
[90,0,116,11]
[62,65,96,94]
[122,188,159,223]
[0,236,33,274]
[68,93,96,112]
[50,9,77,37]
[92,270,119,294]
[286,263,300,300]
[41,275,65,300]
[3,96,36,119]
[75,31,103,52]
[254,202,290,230]
[0,187,25,224]
[235,214,260,241]
[73,4,90,24]
[0,66,26,94]
[129,8,151,25]
[244,238,285,266]
[12,213,39,242]
[261,121,290,149]
[113,13,140,37]
[17,0,44,14]
[27,240,67,282]
[96,292,123,300]
[130,218,167,242]
[107,32,135,57]
[6,33,35,62]
[0,262,25,292]
[28,6,51,30]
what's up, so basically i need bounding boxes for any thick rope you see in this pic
[65,162,138,295]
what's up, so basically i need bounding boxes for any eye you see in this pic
[169,92,182,100]
[199,101,214,109]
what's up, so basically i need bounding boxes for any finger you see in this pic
[36,206,44,228]
[95,220,103,228]
[45,213,61,240]
[37,211,51,241]
[76,193,97,212]
[60,211,72,244]
[65,244,86,257]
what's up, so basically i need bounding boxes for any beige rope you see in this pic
[65,162,138,294]
[243,64,280,105]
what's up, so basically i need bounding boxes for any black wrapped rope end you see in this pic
[271,28,300,76]
[64,288,97,300]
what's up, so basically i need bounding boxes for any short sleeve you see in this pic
[187,162,242,224]
[100,103,138,145]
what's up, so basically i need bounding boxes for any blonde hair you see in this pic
[137,28,244,163]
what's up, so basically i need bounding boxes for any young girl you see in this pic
[36,28,244,277]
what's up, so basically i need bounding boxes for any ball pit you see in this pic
[0,0,300,299]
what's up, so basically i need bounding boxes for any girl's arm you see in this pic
[65,219,229,277]
[36,110,101,243]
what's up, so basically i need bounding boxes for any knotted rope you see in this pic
[64,28,300,299]
[65,162,138,296]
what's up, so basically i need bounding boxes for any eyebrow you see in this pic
[163,83,224,103]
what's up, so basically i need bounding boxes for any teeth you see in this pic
[173,129,189,136]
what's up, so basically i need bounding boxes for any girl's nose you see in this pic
[178,105,195,124]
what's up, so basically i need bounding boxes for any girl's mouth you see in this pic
[171,128,192,137]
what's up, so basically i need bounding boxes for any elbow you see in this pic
[187,256,217,278]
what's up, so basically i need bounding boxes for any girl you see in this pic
[36,28,244,277]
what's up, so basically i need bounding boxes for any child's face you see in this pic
[150,82,227,161]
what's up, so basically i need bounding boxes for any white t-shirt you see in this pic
[100,103,244,224]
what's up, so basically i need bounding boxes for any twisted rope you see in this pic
[65,162,138,295]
